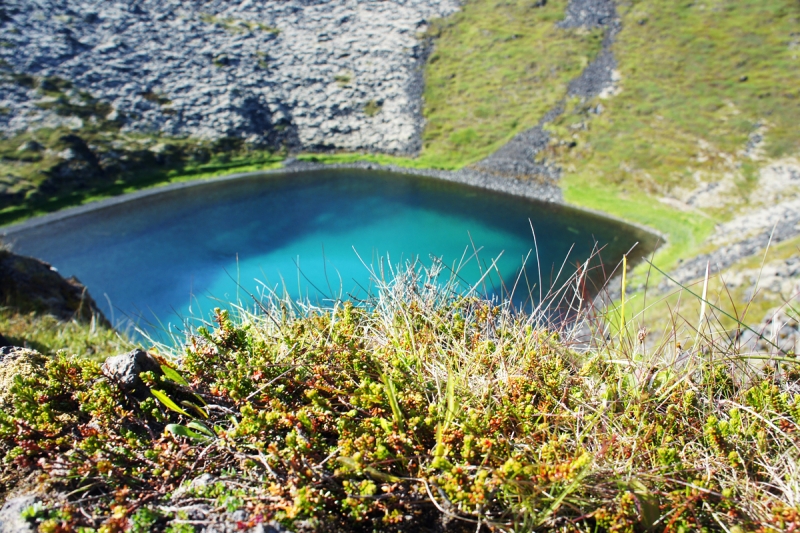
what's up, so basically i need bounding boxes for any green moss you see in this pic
[363,99,381,117]
[334,73,352,87]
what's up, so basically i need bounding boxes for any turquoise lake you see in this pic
[7,169,658,339]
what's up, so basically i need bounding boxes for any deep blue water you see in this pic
[8,169,657,339]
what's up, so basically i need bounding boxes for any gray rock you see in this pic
[101,348,162,397]
[558,0,617,28]
[171,473,216,501]
[0,250,110,325]
[662,198,800,291]
[249,523,288,533]
[230,509,248,522]
[16,140,42,152]
[0,347,48,409]
[0,495,38,533]
[740,308,800,355]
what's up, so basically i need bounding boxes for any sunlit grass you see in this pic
[554,0,800,209]
[0,308,133,361]
[3,261,800,531]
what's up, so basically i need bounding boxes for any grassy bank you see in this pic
[416,0,603,168]
[2,268,799,532]
[550,0,799,266]
[0,124,285,228]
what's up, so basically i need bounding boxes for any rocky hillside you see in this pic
[1,0,457,153]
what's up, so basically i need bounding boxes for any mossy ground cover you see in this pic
[2,272,800,532]
[0,308,132,361]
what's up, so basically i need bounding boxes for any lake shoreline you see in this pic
[0,160,667,249]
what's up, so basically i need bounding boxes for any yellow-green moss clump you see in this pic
[2,276,800,532]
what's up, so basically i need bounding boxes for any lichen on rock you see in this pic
[0,346,46,409]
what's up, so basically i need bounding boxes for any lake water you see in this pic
[6,169,658,339]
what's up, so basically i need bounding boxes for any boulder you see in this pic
[102,348,161,398]
[0,250,110,326]
[0,495,38,533]
[16,140,42,153]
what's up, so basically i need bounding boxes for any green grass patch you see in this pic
[416,0,604,168]
[555,0,800,195]
[0,308,132,361]
[563,173,717,271]
[295,151,446,169]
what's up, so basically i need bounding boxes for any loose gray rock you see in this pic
[0,347,47,409]
[199,517,288,533]
[0,495,38,533]
[558,0,616,28]
[662,198,800,291]
[0,0,459,154]
[101,348,161,398]
[739,308,800,355]
[171,473,216,501]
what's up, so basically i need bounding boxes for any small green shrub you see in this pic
[363,99,381,116]
[335,73,352,87]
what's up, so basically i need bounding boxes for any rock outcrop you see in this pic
[0,495,38,533]
[0,0,458,154]
[0,249,109,325]
[740,308,800,355]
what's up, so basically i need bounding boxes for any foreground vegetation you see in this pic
[1,265,799,532]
